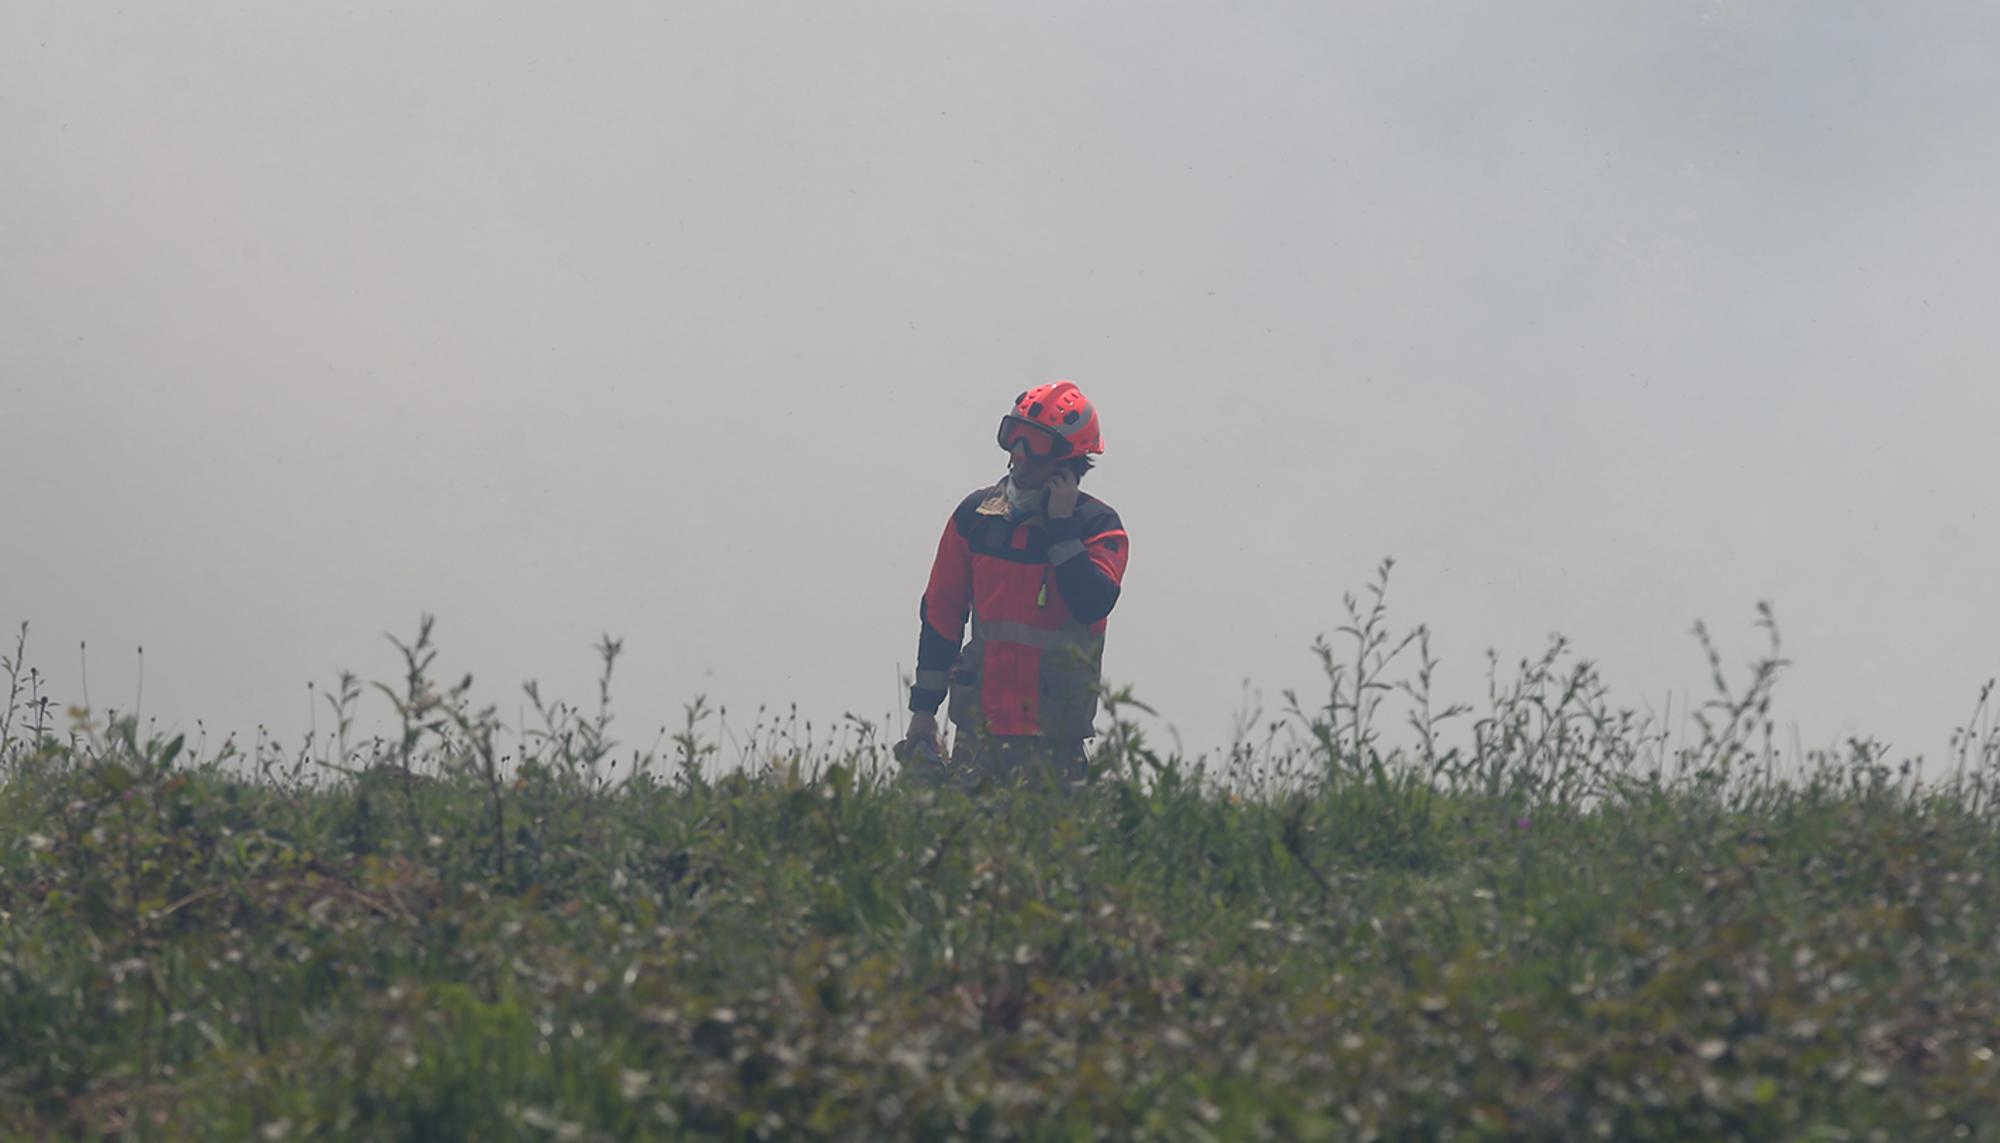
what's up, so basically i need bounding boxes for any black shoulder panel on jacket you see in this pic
[1071,495,1122,539]
[949,485,1001,534]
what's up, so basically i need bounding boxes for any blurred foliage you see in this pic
[2,599,1998,1140]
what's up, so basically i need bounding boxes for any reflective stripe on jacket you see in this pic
[909,483,1129,739]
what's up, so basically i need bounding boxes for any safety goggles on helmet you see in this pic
[997,415,1071,458]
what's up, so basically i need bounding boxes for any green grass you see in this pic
[3,578,1999,1140]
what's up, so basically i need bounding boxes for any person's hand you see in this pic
[1046,469,1080,519]
[903,711,940,751]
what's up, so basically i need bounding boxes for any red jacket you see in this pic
[911,483,1130,739]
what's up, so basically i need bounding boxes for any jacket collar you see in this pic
[975,483,1011,517]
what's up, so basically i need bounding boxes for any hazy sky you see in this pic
[6,2,1997,766]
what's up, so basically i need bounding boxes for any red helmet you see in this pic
[997,380,1104,458]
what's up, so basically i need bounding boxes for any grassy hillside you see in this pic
[3,590,1998,1140]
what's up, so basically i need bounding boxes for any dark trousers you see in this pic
[950,732,1088,791]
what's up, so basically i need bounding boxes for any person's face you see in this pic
[1007,440,1067,489]
[999,416,1070,488]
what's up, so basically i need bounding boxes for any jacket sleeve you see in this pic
[911,513,972,714]
[1045,509,1128,625]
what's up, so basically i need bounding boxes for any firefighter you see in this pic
[898,381,1130,789]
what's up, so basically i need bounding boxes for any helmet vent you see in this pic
[1028,402,1043,416]
[1064,411,1080,425]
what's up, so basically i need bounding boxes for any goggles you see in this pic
[997,415,1071,458]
